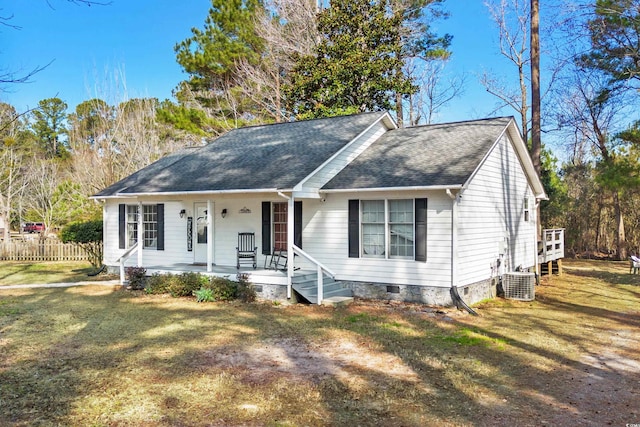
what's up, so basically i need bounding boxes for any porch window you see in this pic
[126,205,138,248]
[142,205,158,249]
[123,204,159,249]
[273,202,287,251]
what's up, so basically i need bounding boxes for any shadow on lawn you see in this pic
[1,273,639,426]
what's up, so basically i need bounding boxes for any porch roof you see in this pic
[95,112,387,198]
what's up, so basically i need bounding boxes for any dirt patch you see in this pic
[200,336,422,384]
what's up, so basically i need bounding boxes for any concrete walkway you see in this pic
[0,280,122,290]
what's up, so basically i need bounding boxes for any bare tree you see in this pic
[483,0,531,140]
[554,65,631,259]
[406,58,465,125]
[234,0,320,122]
[0,103,29,240]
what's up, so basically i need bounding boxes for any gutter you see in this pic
[93,188,285,199]
[324,184,463,193]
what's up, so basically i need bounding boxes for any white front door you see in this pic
[194,202,212,264]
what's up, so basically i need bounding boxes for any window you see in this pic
[273,202,288,251]
[362,200,385,256]
[143,205,158,248]
[361,199,414,259]
[389,199,414,258]
[126,205,138,248]
[524,197,530,222]
[125,204,157,249]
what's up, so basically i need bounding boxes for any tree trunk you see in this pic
[614,191,627,260]
[530,0,541,176]
[395,92,404,128]
[530,0,542,239]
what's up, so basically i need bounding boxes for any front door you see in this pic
[194,202,212,264]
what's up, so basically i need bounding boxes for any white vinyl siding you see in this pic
[302,191,452,288]
[298,120,389,193]
[456,133,537,286]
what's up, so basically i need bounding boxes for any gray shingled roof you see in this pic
[323,117,512,190]
[96,112,386,196]
[94,147,199,197]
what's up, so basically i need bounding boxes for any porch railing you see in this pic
[291,244,336,305]
[117,242,139,285]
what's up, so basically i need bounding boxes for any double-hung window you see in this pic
[142,205,158,249]
[361,199,415,259]
[389,199,414,258]
[126,205,138,248]
[119,204,162,250]
[362,200,386,256]
[349,198,426,262]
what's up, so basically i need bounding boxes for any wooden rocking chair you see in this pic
[236,232,257,269]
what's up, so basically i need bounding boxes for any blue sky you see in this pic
[1,0,507,124]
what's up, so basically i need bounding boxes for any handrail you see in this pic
[291,244,335,305]
[117,242,139,285]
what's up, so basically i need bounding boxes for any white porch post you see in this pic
[287,196,294,299]
[207,199,213,272]
[137,201,143,267]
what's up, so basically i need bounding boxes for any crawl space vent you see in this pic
[503,272,535,301]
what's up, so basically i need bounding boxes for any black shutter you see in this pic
[261,201,271,255]
[118,204,126,249]
[156,204,164,251]
[294,201,302,249]
[415,198,427,262]
[348,199,360,258]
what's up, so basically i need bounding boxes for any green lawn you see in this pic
[0,261,114,286]
[0,259,638,426]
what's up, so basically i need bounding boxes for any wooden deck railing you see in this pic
[538,228,565,264]
[0,240,95,262]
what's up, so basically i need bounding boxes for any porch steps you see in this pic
[292,273,353,306]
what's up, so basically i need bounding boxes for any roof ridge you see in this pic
[405,116,513,130]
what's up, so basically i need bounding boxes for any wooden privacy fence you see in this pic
[0,240,97,262]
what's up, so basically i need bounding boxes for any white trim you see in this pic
[323,184,463,193]
[95,188,283,199]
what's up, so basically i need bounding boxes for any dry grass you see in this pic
[0,259,639,426]
[0,261,116,286]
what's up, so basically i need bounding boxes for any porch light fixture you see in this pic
[179,209,186,218]
[221,208,228,219]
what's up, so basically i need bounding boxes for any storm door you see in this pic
[194,202,213,264]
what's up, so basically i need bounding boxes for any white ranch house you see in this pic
[94,112,547,306]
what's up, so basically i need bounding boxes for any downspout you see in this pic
[534,199,541,280]
[446,189,478,316]
[278,191,293,299]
